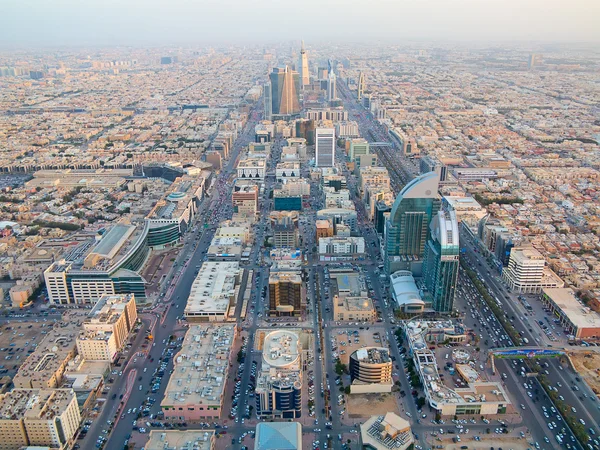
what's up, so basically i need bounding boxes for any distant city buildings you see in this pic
[298,41,310,87]
[269,66,300,118]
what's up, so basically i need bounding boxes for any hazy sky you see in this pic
[2,0,599,47]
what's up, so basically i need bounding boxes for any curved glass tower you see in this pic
[384,172,440,275]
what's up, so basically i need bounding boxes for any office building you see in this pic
[315,128,335,167]
[360,413,414,450]
[318,236,365,261]
[0,389,81,450]
[348,138,369,161]
[298,41,309,87]
[275,162,300,183]
[237,157,266,180]
[502,247,564,294]
[76,294,138,362]
[357,71,365,101]
[232,183,259,217]
[263,80,272,121]
[423,208,459,313]
[161,324,236,420]
[273,189,302,211]
[384,172,440,275]
[349,347,393,394]
[315,219,334,241]
[184,262,242,322]
[254,422,301,450]
[420,155,447,183]
[270,211,299,249]
[255,330,302,419]
[316,208,357,233]
[327,68,336,102]
[269,271,302,317]
[269,66,300,117]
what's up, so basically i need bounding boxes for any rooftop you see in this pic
[0,388,77,421]
[145,430,215,450]
[185,262,240,317]
[262,330,300,369]
[543,288,600,329]
[255,422,301,450]
[352,347,391,364]
[161,324,235,409]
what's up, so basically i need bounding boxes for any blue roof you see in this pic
[255,422,300,450]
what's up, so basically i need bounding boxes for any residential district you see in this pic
[0,41,599,450]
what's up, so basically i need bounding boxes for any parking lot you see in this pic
[0,320,47,377]
[331,326,390,366]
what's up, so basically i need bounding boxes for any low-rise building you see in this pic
[541,288,600,340]
[184,262,242,322]
[333,296,376,322]
[502,247,564,294]
[145,430,215,450]
[360,412,413,450]
[254,422,301,450]
[232,183,259,217]
[237,157,266,180]
[389,270,426,314]
[161,324,236,420]
[318,236,365,261]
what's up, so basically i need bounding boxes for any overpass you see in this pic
[369,142,393,147]
[488,347,566,373]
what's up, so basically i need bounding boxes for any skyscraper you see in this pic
[264,80,272,121]
[327,68,337,102]
[423,207,459,313]
[269,66,300,117]
[357,71,365,101]
[384,172,440,275]
[315,128,335,167]
[298,41,310,87]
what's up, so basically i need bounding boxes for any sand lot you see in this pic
[346,392,400,418]
[569,352,600,396]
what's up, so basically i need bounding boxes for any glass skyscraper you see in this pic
[423,207,460,313]
[269,66,300,117]
[384,172,440,275]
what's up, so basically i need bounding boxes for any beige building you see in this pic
[76,294,138,362]
[145,430,215,450]
[349,347,393,394]
[333,295,376,322]
[161,325,236,421]
[12,313,83,389]
[360,413,414,450]
[0,389,81,450]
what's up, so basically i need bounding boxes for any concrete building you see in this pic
[12,313,82,389]
[237,157,266,180]
[333,296,376,322]
[316,208,357,233]
[184,262,242,322]
[146,430,215,450]
[349,347,393,394]
[254,422,301,450]
[360,413,413,450]
[405,320,509,416]
[298,41,309,87]
[161,324,236,420]
[315,128,335,167]
[270,211,299,249]
[76,294,138,362]
[255,330,302,419]
[269,66,300,118]
[268,271,302,317]
[275,162,300,183]
[315,219,334,242]
[0,389,81,450]
[318,236,365,262]
[502,247,564,294]
[541,288,600,340]
[232,183,259,217]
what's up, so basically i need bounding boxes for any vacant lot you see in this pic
[441,437,530,450]
[569,352,600,396]
[346,392,399,418]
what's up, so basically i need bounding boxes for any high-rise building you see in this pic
[270,66,300,117]
[264,80,272,121]
[384,172,440,275]
[269,271,302,316]
[298,41,310,87]
[348,138,370,161]
[327,68,337,102]
[423,208,459,313]
[315,128,335,167]
[357,71,365,101]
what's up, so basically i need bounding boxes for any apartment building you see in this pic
[268,271,303,317]
[76,294,137,362]
[0,389,81,450]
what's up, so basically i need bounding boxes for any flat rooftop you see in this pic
[185,262,240,316]
[352,347,391,364]
[87,293,134,325]
[543,288,600,329]
[343,296,374,312]
[262,330,300,369]
[145,430,215,450]
[0,388,76,421]
[161,325,235,409]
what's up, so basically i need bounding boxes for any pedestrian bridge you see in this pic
[370,142,393,147]
[488,347,566,373]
